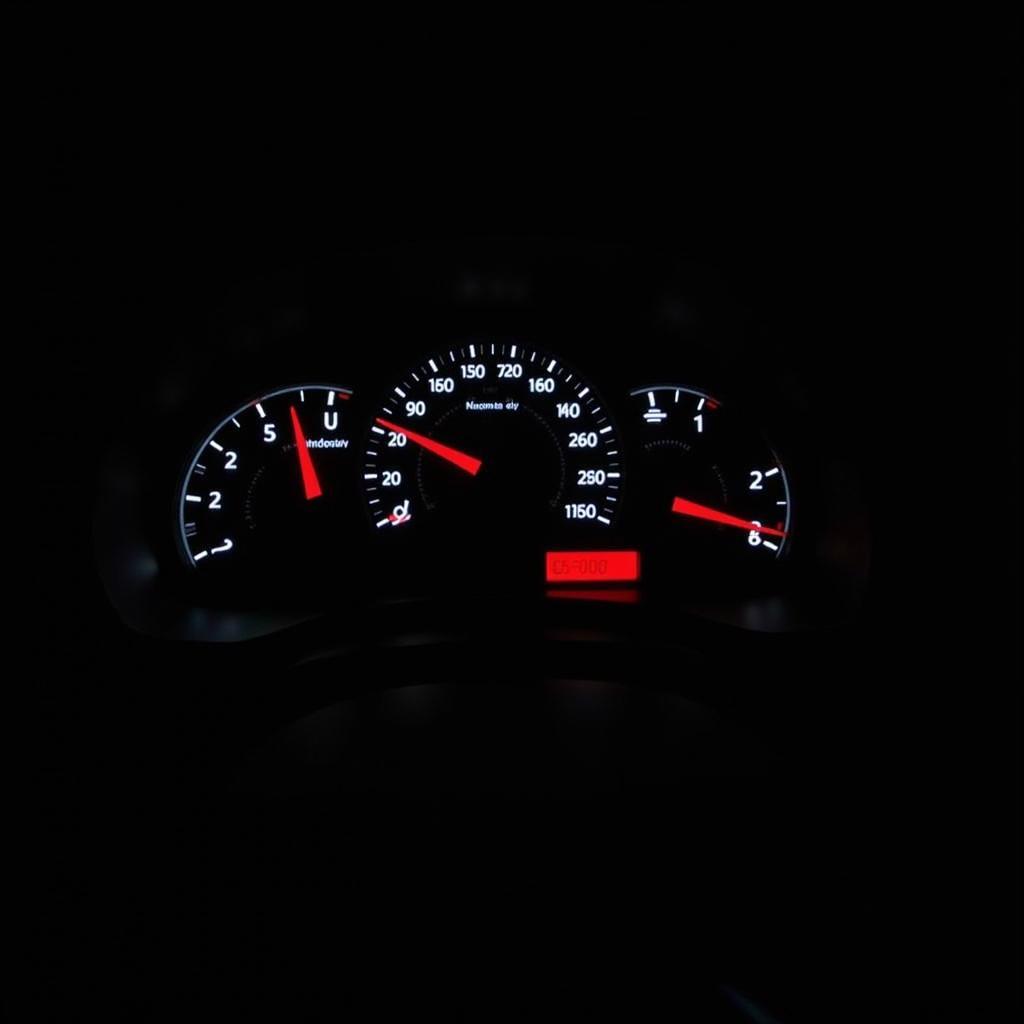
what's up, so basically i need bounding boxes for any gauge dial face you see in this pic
[362,344,623,541]
[629,386,791,565]
[178,385,355,571]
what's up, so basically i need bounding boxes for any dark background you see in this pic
[19,10,1020,1021]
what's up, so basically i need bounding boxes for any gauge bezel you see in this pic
[174,382,355,569]
[360,341,626,540]
[626,382,795,562]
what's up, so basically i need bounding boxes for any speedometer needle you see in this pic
[375,418,483,476]
[290,405,323,500]
[671,496,787,537]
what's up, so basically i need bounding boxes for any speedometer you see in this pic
[362,344,623,539]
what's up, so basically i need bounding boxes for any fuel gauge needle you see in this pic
[290,405,323,500]
[671,496,787,537]
[375,418,483,476]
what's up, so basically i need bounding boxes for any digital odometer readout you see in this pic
[545,550,640,583]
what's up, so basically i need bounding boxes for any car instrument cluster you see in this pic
[93,255,867,641]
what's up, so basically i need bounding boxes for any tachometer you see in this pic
[628,385,791,565]
[362,344,623,539]
[178,385,356,571]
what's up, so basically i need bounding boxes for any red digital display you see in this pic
[545,550,640,583]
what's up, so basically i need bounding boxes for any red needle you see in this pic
[289,405,323,500]
[671,496,787,537]
[375,418,483,476]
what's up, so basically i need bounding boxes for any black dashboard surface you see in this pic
[24,12,1019,1022]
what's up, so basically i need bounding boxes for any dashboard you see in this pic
[80,246,884,1018]
[94,247,868,644]
[31,13,1018,1018]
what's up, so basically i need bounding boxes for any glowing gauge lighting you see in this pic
[362,344,624,537]
[628,385,792,561]
[178,385,355,569]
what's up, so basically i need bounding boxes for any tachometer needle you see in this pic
[671,496,787,537]
[289,405,323,500]
[375,418,483,476]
